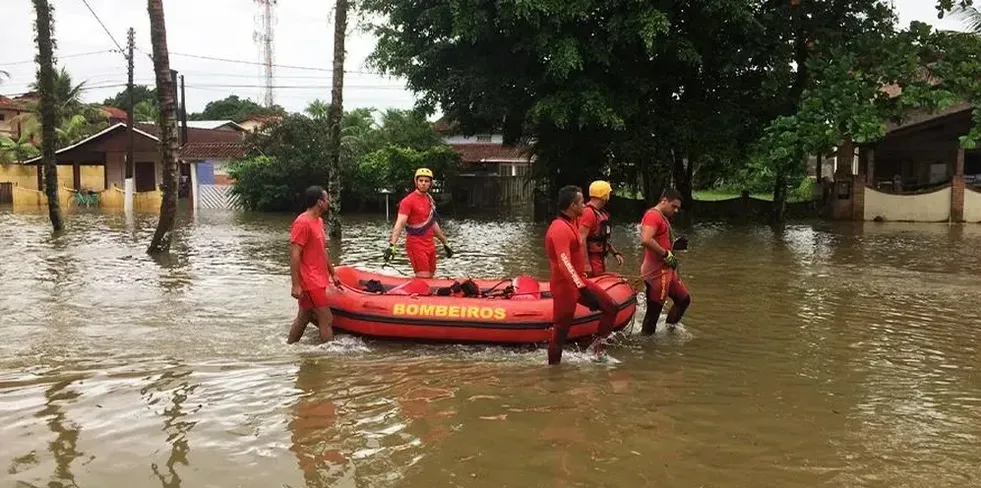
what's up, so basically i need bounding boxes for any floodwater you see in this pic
[2,207,981,488]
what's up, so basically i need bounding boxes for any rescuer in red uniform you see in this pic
[545,185,619,365]
[384,168,453,277]
[639,188,691,334]
[579,180,624,276]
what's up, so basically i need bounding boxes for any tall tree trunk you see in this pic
[146,0,179,255]
[33,0,63,231]
[326,0,349,240]
[772,165,789,222]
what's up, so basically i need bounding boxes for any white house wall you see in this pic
[863,186,951,222]
[443,134,504,144]
[964,187,981,223]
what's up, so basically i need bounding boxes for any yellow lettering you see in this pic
[393,304,405,315]
[467,307,480,318]
[406,304,419,315]
[435,305,448,317]
[420,305,436,316]
[493,308,506,320]
[449,306,461,318]
[479,308,494,319]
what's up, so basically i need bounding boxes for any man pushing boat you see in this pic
[288,186,342,344]
[579,180,624,277]
[545,185,619,364]
[384,168,453,278]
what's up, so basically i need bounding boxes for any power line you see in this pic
[186,83,406,89]
[78,0,126,55]
[0,50,118,66]
[149,49,377,75]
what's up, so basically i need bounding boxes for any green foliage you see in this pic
[230,114,330,212]
[102,85,156,109]
[190,95,286,122]
[230,106,459,212]
[362,145,460,194]
[0,134,40,163]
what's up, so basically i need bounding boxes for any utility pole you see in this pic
[179,74,187,145]
[124,27,135,215]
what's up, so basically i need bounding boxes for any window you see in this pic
[0,113,6,121]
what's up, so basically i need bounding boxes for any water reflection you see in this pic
[288,358,348,486]
[141,365,198,488]
[38,376,85,488]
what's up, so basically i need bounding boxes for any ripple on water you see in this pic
[3,209,981,487]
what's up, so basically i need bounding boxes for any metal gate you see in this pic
[0,182,12,204]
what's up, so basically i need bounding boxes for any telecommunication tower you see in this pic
[254,0,276,107]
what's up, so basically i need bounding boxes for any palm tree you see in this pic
[33,0,63,231]
[326,0,349,239]
[0,134,41,163]
[146,0,180,255]
[952,5,981,32]
[10,68,101,145]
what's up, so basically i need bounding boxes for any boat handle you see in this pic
[511,311,544,317]
[362,302,389,311]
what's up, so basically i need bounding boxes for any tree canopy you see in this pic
[189,95,286,122]
[361,0,981,214]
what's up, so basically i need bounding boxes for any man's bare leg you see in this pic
[312,306,334,342]
[287,308,313,344]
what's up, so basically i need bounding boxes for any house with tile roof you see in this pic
[2,122,247,210]
[0,96,29,139]
[431,116,535,209]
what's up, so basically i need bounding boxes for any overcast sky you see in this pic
[0,0,971,119]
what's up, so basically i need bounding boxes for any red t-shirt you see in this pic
[545,214,587,290]
[398,190,436,246]
[289,213,328,291]
[640,208,672,277]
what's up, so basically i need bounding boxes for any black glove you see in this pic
[443,243,454,258]
[383,244,397,262]
[578,286,603,312]
[672,235,689,251]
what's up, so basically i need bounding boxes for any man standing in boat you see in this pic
[579,180,624,277]
[545,185,619,364]
[288,186,342,344]
[384,167,453,278]
[639,188,692,334]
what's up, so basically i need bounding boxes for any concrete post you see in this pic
[190,161,199,212]
[952,146,965,222]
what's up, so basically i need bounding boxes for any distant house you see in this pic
[432,116,535,209]
[0,96,29,139]
[238,114,282,133]
[185,120,247,132]
[100,106,129,125]
[831,102,981,223]
[5,122,245,210]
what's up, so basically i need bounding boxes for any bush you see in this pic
[228,109,461,212]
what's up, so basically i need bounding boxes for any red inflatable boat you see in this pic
[323,266,638,344]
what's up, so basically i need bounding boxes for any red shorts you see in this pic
[644,269,689,305]
[406,243,437,274]
[587,253,606,276]
[298,287,329,310]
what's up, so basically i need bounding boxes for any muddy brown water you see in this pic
[2,207,981,488]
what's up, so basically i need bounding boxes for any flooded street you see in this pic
[2,207,981,488]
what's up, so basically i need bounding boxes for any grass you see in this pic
[615,189,813,203]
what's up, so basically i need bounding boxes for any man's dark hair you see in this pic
[660,188,683,203]
[303,185,326,209]
[557,185,582,212]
